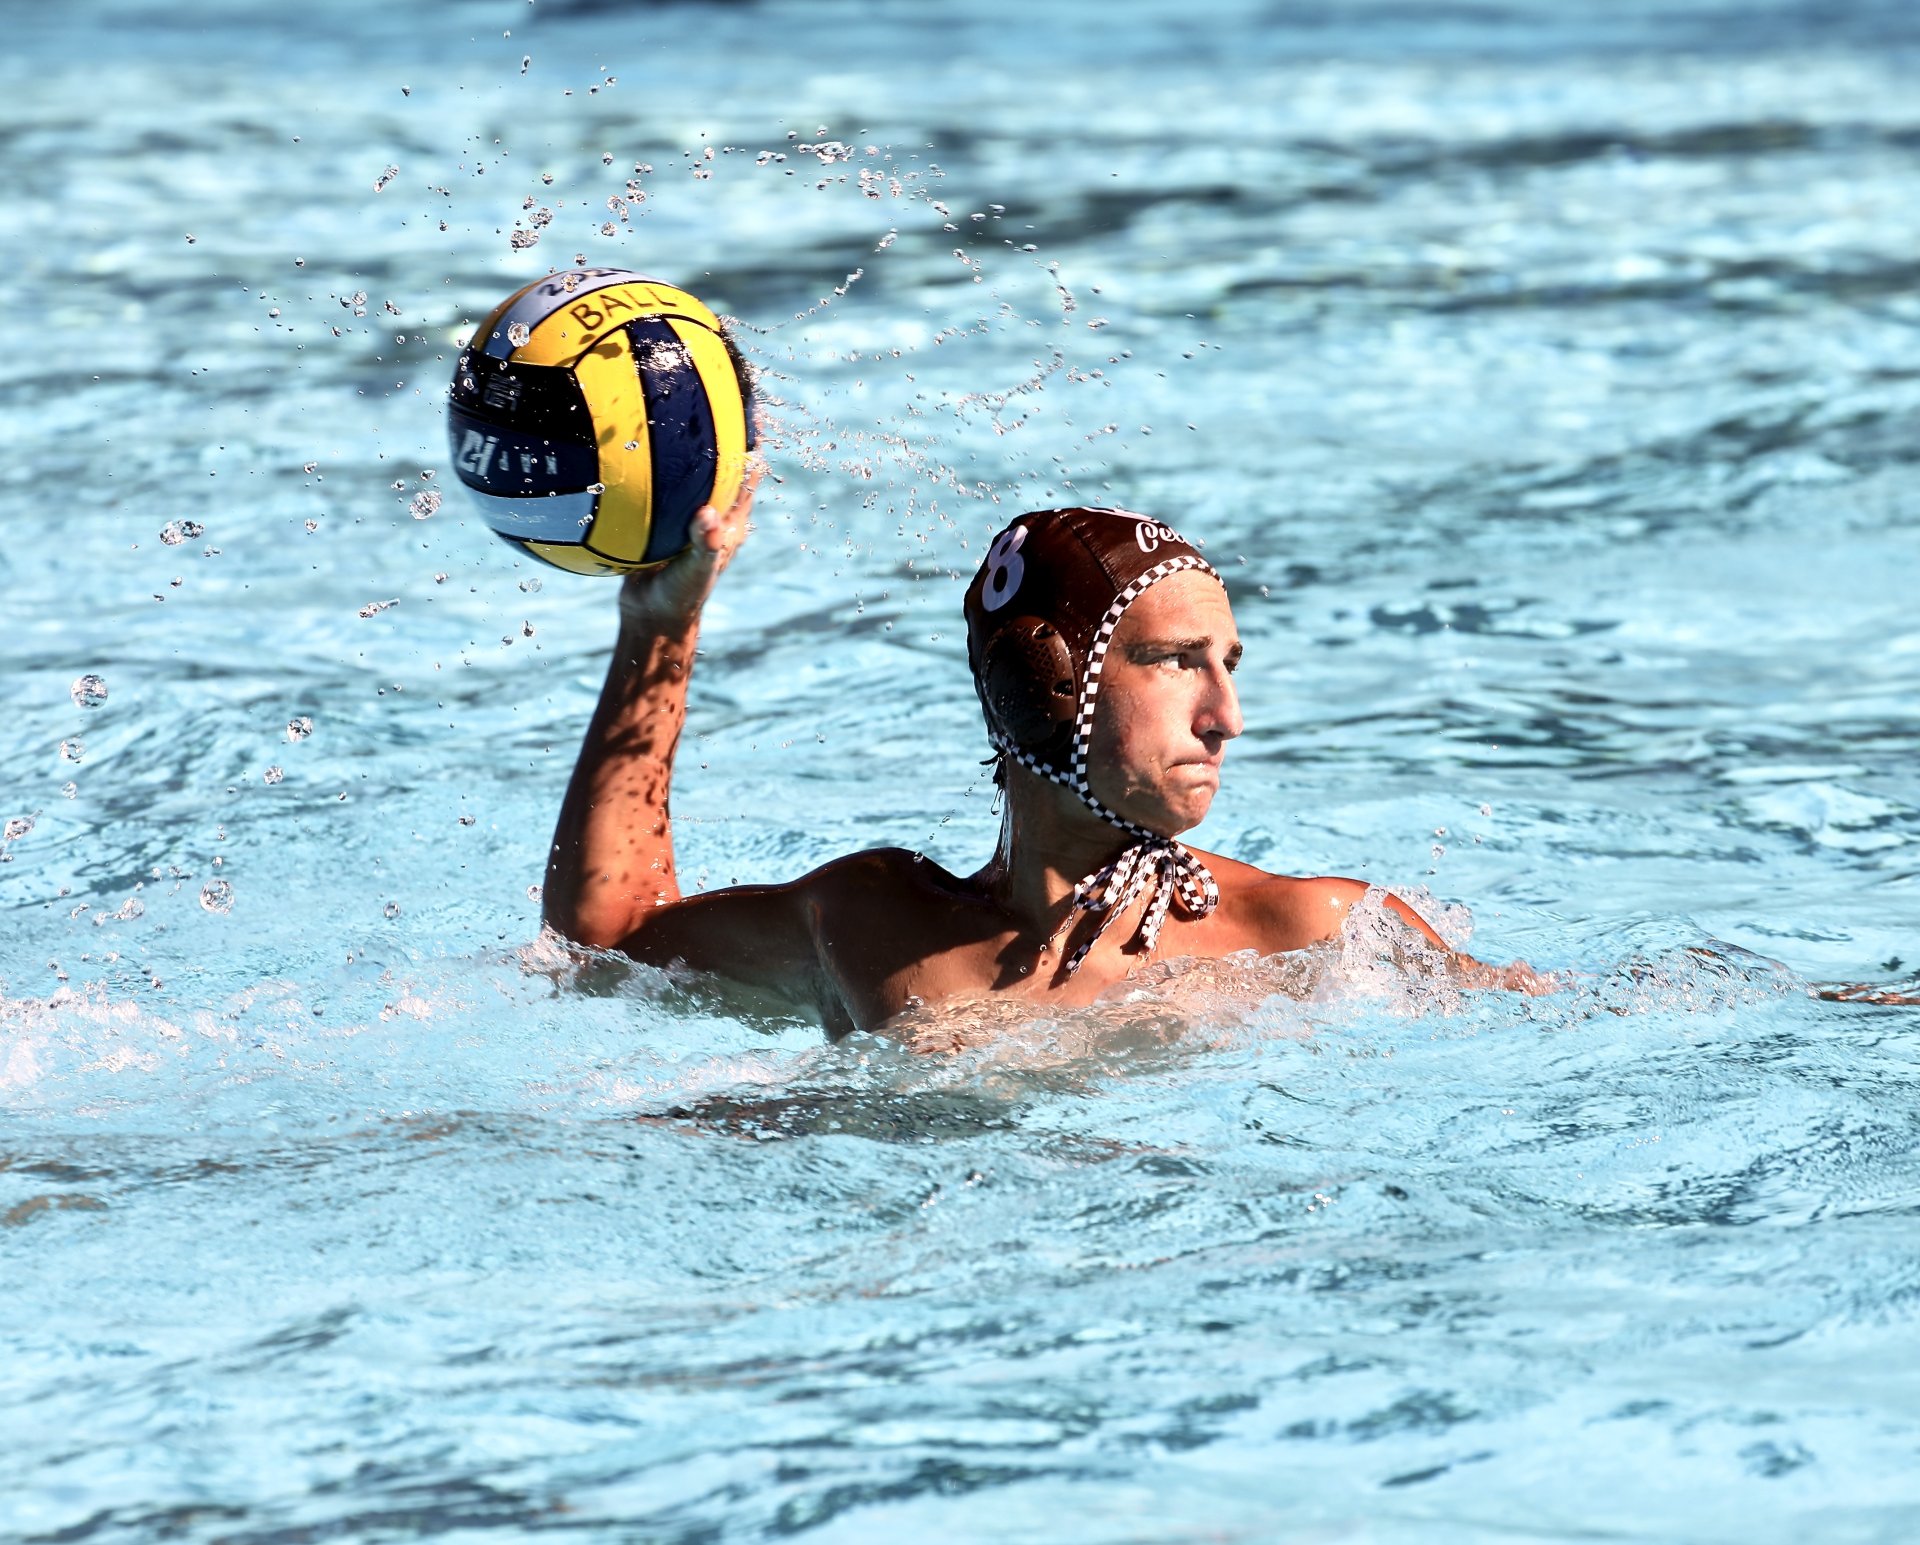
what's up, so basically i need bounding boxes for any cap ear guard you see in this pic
[979,616,1077,751]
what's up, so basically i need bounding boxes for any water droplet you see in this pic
[507,321,531,347]
[409,489,442,519]
[59,737,84,762]
[518,576,543,593]
[458,814,477,827]
[286,716,314,742]
[1479,803,1493,818]
[382,901,401,920]
[586,482,605,495]
[263,766,284,785]
[60,782,77,799]
[527,883,543,903]
[4,815,33,841]
[358,599,399,618]
[159,519,205,546]
[373,165,400,193]
[304,519,320,533]
[509,229,540,250]
[303,461,318,474]
[522,621,535,638]
[70,674,108,710]
[199,879,235,914]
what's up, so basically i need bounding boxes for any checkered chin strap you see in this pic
[993,555,1223,976]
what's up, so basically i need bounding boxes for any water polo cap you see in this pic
[963,506,1225,974]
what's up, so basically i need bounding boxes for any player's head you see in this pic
[963,506,1238,835]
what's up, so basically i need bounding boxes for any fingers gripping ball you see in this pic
[447,269,757,575]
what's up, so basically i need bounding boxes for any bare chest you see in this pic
[814,887,1288,1037]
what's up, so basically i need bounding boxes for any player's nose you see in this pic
[1198,662,1243,744]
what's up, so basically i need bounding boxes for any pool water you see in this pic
[7,1,1920,1539]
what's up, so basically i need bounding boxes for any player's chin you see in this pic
[1142,780,1218,836]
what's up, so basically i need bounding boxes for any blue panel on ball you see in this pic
[448,405,598,498]
[626,317,720,564]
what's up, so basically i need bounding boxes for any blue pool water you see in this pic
[6,1,1920,1538]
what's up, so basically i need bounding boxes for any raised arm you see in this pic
[540,467,836,1019]
[541,472,755,945]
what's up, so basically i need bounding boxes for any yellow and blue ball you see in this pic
[447,268,756,575]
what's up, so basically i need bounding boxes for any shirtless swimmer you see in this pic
[540,469,1546,1037]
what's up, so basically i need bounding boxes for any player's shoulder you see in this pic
[1234,866,1371,950]
[1192,854,1439,951]
[797,846,973,909]
[803,845,946,882]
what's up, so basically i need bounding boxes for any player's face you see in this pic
[1084,571,1244,835]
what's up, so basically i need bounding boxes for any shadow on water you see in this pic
[641,1085,1025,1145]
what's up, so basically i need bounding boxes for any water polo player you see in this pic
[541,482,1543,1035]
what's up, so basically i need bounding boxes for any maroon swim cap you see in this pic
[962,506,1226,975]
[964,506,1219,782]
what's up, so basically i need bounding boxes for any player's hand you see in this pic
[1456,956,1560,995]
[1814,982,1920,1005]
[618,455,763,632]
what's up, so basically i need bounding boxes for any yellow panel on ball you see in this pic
[570,327,655,565]
[523,540,645,576]
[515,279,722,368]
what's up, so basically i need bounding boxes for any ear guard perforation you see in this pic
[979,616,1076,751]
